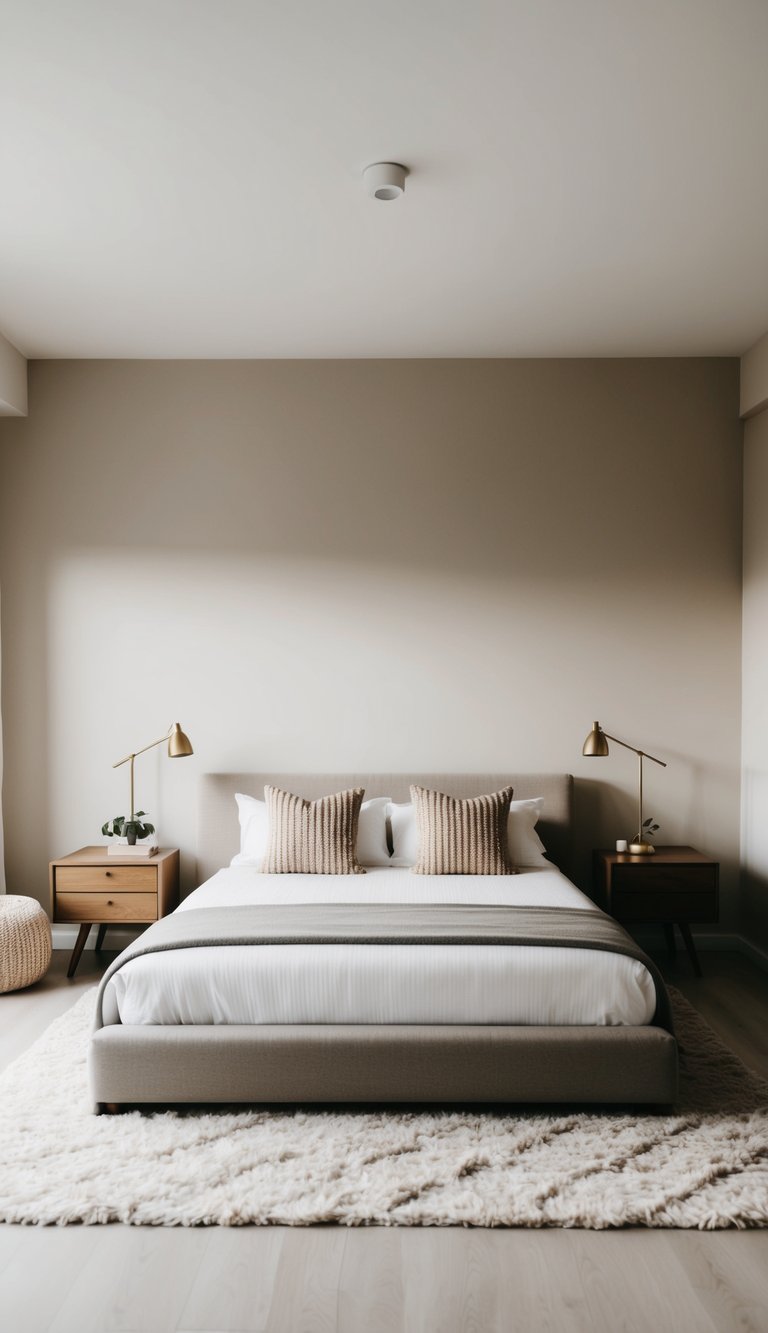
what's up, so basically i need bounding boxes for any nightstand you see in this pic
[593,846,718,977]
[49,846,180,978]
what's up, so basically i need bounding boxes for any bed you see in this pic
[88,773,678,1111]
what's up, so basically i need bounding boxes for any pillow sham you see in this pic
[409,784,515,875]
[389,794,549,869]
[262,784,366,875]
[231,791,391,869]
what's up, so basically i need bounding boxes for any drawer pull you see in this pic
[107,900,113,906]
[105,870,112,877]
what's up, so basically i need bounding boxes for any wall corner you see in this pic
[741,330,768,420]
[0,331,27,417]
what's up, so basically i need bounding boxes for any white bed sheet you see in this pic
[104,866,657,1027]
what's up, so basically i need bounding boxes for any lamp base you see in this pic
[628,841,656,855]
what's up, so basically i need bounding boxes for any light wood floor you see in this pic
[0,949,767,1333]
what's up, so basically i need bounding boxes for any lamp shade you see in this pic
[168,723,193,758]
[582,721,609,757]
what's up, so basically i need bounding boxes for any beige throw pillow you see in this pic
[262,785,367,875]
[410,784,515,875]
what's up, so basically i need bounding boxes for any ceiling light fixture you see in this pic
[363,162,408,201]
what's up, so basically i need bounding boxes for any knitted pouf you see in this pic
[0,896,52,993]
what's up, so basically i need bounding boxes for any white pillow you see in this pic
[231,792,270,868]
[505,797,549,867]
[388,796,550,869]
[356,796,392,867]
[231,791,392,868]
[387,800,420,868]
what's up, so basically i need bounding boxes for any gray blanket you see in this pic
[95,902,673,1031]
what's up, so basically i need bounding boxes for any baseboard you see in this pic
[690,931,743,951]
[735,933,768,972]
[627,926,768,972]
[52,925,768,971]
[52,924,143,950]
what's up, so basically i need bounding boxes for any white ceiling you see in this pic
[2,0,768,359]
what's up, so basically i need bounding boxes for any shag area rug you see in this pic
[1,988,766,1228]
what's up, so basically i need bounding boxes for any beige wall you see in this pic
[742,406,768,949]
[0,359,742,917]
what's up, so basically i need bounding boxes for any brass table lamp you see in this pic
[113,722,193,824]
[582,721,666,855]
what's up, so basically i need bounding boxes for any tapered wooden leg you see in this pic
[663,923,676,960]
[100,1103,123,1115]
[679,922,703,977]
[95,924,108,952]
[67,923,91,978]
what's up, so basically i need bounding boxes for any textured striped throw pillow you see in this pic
[410,784,515,875]
[262,785,367,874]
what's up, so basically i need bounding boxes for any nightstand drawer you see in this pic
[56,891,158,922]
[611,864,717,895]
[612,887,719,922]
[55,865,156,892]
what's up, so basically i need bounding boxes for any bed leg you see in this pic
[99,1102,123,1115]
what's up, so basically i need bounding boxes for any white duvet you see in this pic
[103,865,656,1027]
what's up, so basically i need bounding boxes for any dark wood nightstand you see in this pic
[49,846,179,978]
[592,845,719,977]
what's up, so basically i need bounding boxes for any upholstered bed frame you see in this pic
[90,773,678,1111]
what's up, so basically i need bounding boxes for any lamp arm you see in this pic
[112,730,174,819]
[112,727,173,769]
[600,732,667,768]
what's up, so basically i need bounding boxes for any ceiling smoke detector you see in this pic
[363,162,408,201]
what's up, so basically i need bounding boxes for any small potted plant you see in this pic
[629,817,660,855]
[102,812,156,847]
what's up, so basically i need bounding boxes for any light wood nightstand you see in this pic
[592,845,719,977]
[49,846,180,978]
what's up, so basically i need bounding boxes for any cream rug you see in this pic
[1,988,766,1228]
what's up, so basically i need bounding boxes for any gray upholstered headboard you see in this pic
[196,773,574,886]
